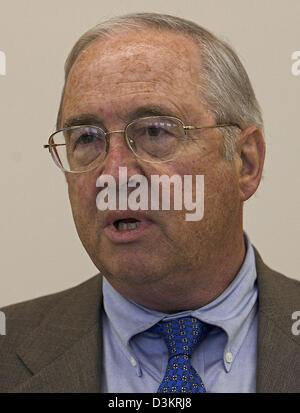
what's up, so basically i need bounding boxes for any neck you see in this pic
[108,231,247,313]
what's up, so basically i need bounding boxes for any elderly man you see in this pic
[0,13,299,394]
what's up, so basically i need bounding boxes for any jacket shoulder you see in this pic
[256,254,300,316]
[254,249,300,392]
[254,248,300,343]
[0,275,101,392]
[0,274,101,355]
[1,288,72,325]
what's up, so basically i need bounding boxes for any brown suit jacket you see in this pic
[0,248,299,393]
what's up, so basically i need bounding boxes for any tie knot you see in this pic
[150,316,210,359]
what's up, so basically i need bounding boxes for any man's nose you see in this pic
[100,132,142,180]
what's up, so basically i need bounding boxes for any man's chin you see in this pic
[97,259,168,286]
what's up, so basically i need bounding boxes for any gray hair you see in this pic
[56,12,264,160]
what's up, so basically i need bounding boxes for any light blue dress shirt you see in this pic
[101,232,258,393]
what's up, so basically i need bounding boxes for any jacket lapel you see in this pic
[14,274,103,393]
[254,248,299,393]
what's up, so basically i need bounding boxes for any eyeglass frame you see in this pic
[43,115,240,173]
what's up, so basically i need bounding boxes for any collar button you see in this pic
[130,356,137,367]
[225,352,233,363]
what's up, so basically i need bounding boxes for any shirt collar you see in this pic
[102,231,258,372]
[191,232,258,371]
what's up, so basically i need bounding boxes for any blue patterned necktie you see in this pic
[149,317,210,393]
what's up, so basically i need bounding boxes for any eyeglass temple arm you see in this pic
[43,143,65,167]
[184,123,240,131]
[43,143,66,149]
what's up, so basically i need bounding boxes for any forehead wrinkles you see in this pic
[64,31,202,102]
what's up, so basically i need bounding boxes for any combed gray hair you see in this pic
[56,12,264,160]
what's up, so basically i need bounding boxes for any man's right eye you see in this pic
[76,133,98,145]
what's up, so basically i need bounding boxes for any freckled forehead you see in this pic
[65,29,202,99]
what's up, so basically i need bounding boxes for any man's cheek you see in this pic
[68,176,97,206]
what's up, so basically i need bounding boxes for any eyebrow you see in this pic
[129,105,178,119]
[63,114,103,129]
[62,105,180,129]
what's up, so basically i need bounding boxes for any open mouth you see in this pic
[113,218,141,231]
[104,213,153,243]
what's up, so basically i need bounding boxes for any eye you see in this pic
[76,132,99,145]
[145,125,165,137]
[142,120,177,141]
[67,127,104,150]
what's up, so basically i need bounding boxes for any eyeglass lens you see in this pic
[50,117,185,172]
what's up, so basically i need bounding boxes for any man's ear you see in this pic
[236,126,266,202]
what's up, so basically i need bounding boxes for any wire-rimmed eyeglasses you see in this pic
[43,116,240,173]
